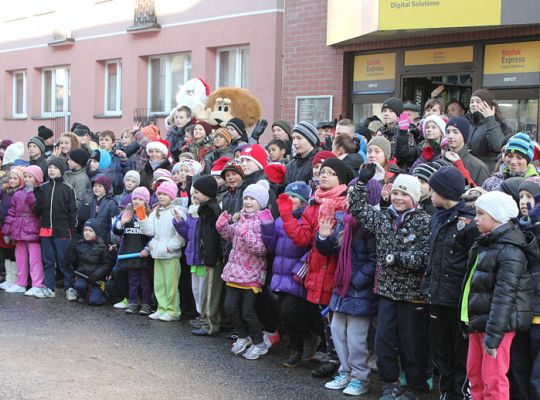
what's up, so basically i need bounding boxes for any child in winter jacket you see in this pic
[0,167,24,291]
[1,166,45,295]
[461,191,534,400]
[173,175,223,336]
[89,174,118,246]
[349,165,432,399]
[216,180,274,360]
[114,170,140,206]
[166,106,193,162]
[172,159,202,209]
[66,218,112,305]
[66,148,91,208]
[98,130,129,195]
[112,186,153,315]
[138,181,186,321]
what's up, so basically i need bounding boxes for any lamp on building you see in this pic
[127,0,161,34]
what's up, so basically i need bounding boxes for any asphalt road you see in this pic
[0,290,438,400]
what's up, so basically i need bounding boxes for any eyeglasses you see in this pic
[319,169,337,177]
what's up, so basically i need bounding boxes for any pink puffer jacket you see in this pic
[2,188,40,241]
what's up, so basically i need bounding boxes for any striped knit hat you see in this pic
[412,162,439,183]
[505,132,534,163]
[293,121,320,147]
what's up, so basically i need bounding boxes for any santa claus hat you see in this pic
[240,144,268,170]
[264,163,286,185]
[211,156,231,176]
[196,78,211,97]
[146,139,170,158]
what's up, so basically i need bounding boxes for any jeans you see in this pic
[224,286,262,344]
[41,237,73,291]
[74,277,105,306]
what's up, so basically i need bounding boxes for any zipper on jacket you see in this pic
[50,180,55,230]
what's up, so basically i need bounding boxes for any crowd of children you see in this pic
[0,90,539,400]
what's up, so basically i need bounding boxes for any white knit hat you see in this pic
[2,142,24,165]
[392,174,421,204]
[475,191,518,224]
[422,115,447,137]
[123,170,141,186]
[243,180,270,208]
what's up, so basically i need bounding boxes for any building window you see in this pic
[42,67,70,116]
[148,53,191,113]
[12,71,26,117]
[216,47,249,88]
[105,60,122,115]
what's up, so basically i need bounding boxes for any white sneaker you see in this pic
[325,374,351,390]
[66,288,78,302]
[243,342,268,360]
[231,337,252,355]
[24,287,41,297]
[0,281,14,291]
[158,313,178,322]
[113,298,129,309]
[6,284,27,293]
[34,287,56,298]
[342,379,369,396]
[149,311,162,320]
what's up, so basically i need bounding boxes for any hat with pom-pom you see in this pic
[243,180,270,208]
[240,144,268,170]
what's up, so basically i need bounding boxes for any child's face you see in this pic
[224,171,242,189]
[390,190,415,212]
[191,188,210,204]
[424,122,443,141]
[132,198,145,208]
[505,153,528,173]
[213,135,228,149]
[367,145,386,166]
[430,191,446,208]
[193,125,207,141]
[243,195,261,213]
[148,149,164,162]
[240,158,260,176]
[475,208,500,233]
[445,126,465,151]
[99,135,114,151]
[83,227,97,241]
[67,158,81,171]
[59,137,71,155]
[424,105,441,117]
[28,143,42,159]
[174,111,190,128]
[381,107,398,125]
[93,183,106,198]
[23,172,37,187]
[291,132,313,157]
[89,159,99,172]
[48,165,61,179]
[419,180,431,199]
[213,175,225,188]
[272,126,288,142]
[120,131,134,147]
[8,174,20,188]
[519,190,534,216]
[157,193,173,207]
[124,177,138,192]
[173,166,188,184]
[312,163,322,179]
[318,166,339,191]
[291,196,304,211]
[268,144,285,162]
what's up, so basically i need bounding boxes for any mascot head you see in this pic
[176,78,210,112]
[197,87,261,128]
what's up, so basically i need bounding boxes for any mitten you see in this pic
[134,205,147,221]
[259,209,273,224]
[358,163,377,184]
[276,193,293,216]
[216,211,230,229]
[397,113,411,132]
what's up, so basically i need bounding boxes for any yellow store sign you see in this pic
[405,46,473,66]
[483,41,540,86]
[353,53,396,93]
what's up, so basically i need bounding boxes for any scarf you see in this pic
[188,204,200,218]
[335,211,358,297]
[314,184,348,223]
[149,160,162,170]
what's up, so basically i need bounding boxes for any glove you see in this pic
[134,205,147,221]
[3,236,9,244]
[483,343,497,358]
[87,273,97,285]
[421,145,435,161]
[276,193,293,216]
[530,195,540,224]
[216,211,231,230]
[358,163,377,184]
[259,209,273,224]
[397,113,411,132]
[251,119,268,142]
[24,182,34,192]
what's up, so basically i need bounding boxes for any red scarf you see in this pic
[314,184,348,222]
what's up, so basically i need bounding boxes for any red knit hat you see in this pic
[312,150,336,167]
[240,144,268,170]
[195,121,213,137]
[264,163,286,185]
[211,156,231,176]
[141,124,160,142]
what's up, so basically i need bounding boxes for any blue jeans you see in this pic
[41,237,73,291]
[74,277,105,306]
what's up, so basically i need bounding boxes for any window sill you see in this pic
[3,116,28,120]
[31,115,67,120]
[150,112,168,118]
[94,113,123,119]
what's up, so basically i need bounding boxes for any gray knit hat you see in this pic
[293,121,320,147]
[28,136,45,154]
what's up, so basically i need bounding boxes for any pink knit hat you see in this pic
[132,186,150,204]
[8,167,25,188]
[155,180,178,200]
[23,165,44,185]
[153,168,172,180]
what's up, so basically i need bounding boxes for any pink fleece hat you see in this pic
[132,186,150,204]
[23,165,44,185]
[155,180,178,200]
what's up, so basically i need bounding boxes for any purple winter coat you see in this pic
[262,209,309,298]
[173,214,201,266]
[2,188,40,241]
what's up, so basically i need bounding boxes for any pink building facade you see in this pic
[0,0,284,143]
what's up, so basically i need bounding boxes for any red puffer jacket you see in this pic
[281,202,338,305]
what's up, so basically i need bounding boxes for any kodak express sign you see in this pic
[353,53,396,93]
[483,41,540,87]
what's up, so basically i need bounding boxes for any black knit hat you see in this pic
[192,175,218,198]
[84,218,100,238]
[47,157,66,175]
[321,158,354,185]
[293,121,320,147]
[271,120,292,136]
[382,97,404,116]
[38,125,54,140]
[226,118,247,138]
[69,148,90,168]
[28,136,45,154]
[73,124,91,137]
[428,166,465,201]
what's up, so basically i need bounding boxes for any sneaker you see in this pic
[24,287,41,297]
[379,383,405,400]
[158,313,178,322]
[139,304,152,315]
[33,287,55,298]
[6,284,27,293]
[243,342,268,360]
[395,392,418,400]
[343,379,369,396]
[190,318,203,328]
[302,334,321,361]
[282,351,302,368]
[149,311,162,320]
[0,281,14,291]
[231,337,252,355]
[263,330,281,349]
[113,298,129,309]
[312,362,339,378]
[66,288,78,302]
[125,304,138,314]
[325,374,351,390]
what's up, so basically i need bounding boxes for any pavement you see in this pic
[0,290,438,400]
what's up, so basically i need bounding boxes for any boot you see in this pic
[0,260,16,290]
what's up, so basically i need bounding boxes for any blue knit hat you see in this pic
[284,181,311,204]
[84,218,100,238]
[505,132,534,163]
[446,116,470,142]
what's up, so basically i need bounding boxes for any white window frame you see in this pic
[41,66,70,117]
[216,46,249,88]
[12,70,27,118]
[104,60,122,115]
[147,53,192,114]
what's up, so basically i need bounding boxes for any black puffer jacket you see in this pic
[461,222,534,349]
[526,224,540,317]
[65,237,112,280]
[284,148,318,185]
[197,199,222,268]
[34,177,78,238]
[423,202,479,307]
